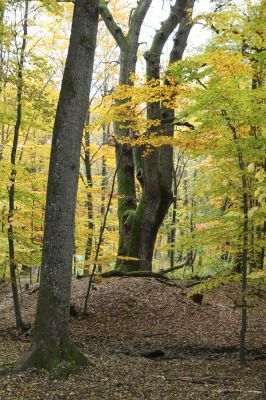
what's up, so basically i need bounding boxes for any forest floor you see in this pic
[0,276,266,400]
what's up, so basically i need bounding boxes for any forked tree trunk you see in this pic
[15,0,99,372]
[100,0,152,266]
[119,0,194,271]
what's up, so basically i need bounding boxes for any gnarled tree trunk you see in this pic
[100,0,152,266]
[119,0,195,271]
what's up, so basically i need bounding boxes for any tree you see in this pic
[160,3,194,271]
[0,0,68,326]
[100,0,153,268]
[81,43,118,270]
[114,0,195,271]
[15,0,99,371]
[7,0,29,332]
[170,0,265,365]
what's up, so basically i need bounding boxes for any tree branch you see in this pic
[160,258,190,274]
[145,0,188,63]
[169,0,195,64]
[128,0,153,40]
[99,0,126,48]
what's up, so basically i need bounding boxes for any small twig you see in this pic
[82,154,123,316]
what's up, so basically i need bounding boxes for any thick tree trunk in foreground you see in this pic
[15,0,99,372]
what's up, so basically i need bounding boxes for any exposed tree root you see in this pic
[100,270,169,280]
[14,341,90,375]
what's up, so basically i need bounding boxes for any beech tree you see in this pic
[100,0,194,271]
[15,0,99,371]
[170,0,265,365]
[122,0,194,270]
[99,0,153,268]
[130,0,194,271]
[0,0,61,328]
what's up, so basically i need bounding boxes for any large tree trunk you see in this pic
[119,0,194,271]
[15,0,99,372]
[114,44,138,260]
[100,0,152,267]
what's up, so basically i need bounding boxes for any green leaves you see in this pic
[167,0,265,276]
[40,0,64,15]
[248,207,258,219]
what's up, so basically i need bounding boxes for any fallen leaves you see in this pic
[0,277,265,399]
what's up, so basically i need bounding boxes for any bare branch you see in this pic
[99,0,126,48]
[128,0,153,40]
[169,0,195,64]
[145,0,188,65]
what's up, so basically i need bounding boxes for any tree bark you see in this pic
[8,0,28,332]
[236,144,248,367]
[15,0,99,372]
[161,6,194,269]
[119,0,194,271]
[100,0,152,266]
[221,109,249,367]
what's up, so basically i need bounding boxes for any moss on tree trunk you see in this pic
[14,0,99,372]
[15,339,89,374]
